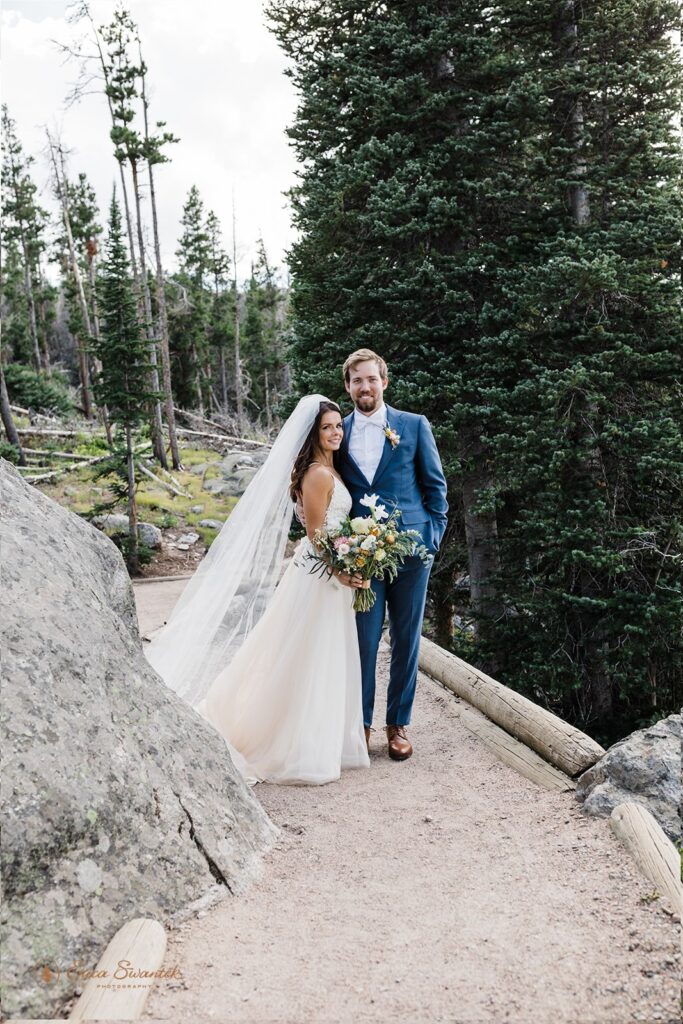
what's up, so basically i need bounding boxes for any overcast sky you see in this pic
[1,0,299,285]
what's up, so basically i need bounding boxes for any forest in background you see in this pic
[266,0,683,744]
[1,3,290,463]
[1,0,681,745]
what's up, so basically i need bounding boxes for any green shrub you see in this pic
[72,436,111,457]
[4,363,73,416]
[0,439,22,464]
[110,533,155,569]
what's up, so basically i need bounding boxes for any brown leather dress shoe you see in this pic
[364,726,372,752]
[385,725,412,761]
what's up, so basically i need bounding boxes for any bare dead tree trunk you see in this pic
[138,40,181,470]
[0,360,27,465]
[46,129,94,419]
[190,342,205,416]
[125,422,139,574]
[232,192,244,434]
[80,3,140,283]
[264,369,272,432]
[219,347,228,410]
[36,255,51,371]
[129,157,167,468]
[86,239,112,444]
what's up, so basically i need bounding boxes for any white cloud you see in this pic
[1,0,299,285]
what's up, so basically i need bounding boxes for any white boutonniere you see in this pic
[384,425,401,449]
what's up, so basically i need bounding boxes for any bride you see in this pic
[144,395,371,786]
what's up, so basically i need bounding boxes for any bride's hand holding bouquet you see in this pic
[308,493,431,611]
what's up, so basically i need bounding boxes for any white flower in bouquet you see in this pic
[337,543,350,555]
[360,535,377,551]
[360,493,379,510]
[375,549,386,561]
[350,516,371,534]
[374,504,389,521]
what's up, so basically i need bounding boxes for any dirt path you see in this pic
[134,581,680,1024]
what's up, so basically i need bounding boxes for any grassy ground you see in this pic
[7,414,240,570]
[35,445,238,548]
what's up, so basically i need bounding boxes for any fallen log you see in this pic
[610,802,682,914]
[19,447,98,461]
[173,405,233,435]
[25,442,152,484]
[16,427,102,438]
[175,425,269,448]
[24,454,107,483]
[417,636,605,777]
[137,459,192,498]
[68,916,166,1021]
[444,691,575,791]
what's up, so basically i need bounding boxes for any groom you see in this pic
[338,349,448,761]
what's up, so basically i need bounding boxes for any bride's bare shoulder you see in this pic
[301,463,334,492]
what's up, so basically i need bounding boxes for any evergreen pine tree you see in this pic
[171,185,211,413]
[268,0,683,738]
[242,238,287,425]
[1,105,50,373]
[206,209,235,413]
[91,189,162,574]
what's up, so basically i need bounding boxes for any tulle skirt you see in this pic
[196,537,370,786]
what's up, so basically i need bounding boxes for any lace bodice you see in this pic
[324,475,352,531]
[293,475,352,578]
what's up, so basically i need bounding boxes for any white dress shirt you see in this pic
[348,403,388,483]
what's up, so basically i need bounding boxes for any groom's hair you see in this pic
[343,348,388,383]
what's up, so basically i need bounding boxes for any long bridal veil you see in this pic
[144,394,330,709]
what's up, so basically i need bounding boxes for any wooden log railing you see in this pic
[610,802,682,914]
[68,917,167,1020]
[417,636,605,777]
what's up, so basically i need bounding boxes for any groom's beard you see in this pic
[355,396,381,413]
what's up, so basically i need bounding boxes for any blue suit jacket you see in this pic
[339,404,448,553]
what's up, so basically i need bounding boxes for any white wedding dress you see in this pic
[195,474,370,786]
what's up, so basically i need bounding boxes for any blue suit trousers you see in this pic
[355,553,433,727]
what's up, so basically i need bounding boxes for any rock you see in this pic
[175,532,200,547]
[189,462,212,475]
[138,522,162,548]
[0,458,278,1019]
[92,511,129,532]
[190,505,204,514]
[90,513,162,550]
[204,467,258,498]
[219,453,254,475]
[198,519,224,530]
[202,478,229,495]
[575,713,681,842]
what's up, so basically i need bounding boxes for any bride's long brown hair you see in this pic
[289,400,343,502]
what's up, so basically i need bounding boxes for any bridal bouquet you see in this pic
[308,493,431,612]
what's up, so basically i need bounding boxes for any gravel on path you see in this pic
[134,603,679,1024]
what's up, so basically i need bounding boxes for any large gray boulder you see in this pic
[0,459,278,1019]
[575,713,681,843]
